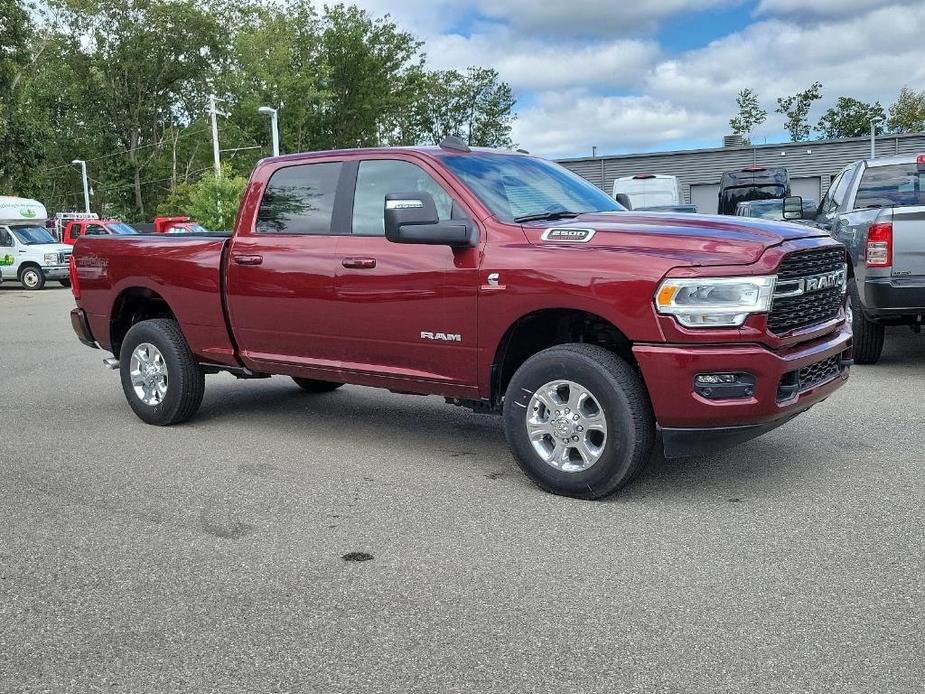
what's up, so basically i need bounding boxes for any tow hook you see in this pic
[103,358,120,370]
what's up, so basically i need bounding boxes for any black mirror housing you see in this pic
[614,193,633,210]
[384,192,476,247]
[782,195,803,220]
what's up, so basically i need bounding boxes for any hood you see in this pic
[522,211,828,266]
[25,243,71,254]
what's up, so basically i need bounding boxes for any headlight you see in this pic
[44,253,58,265]
[655,275,776,328]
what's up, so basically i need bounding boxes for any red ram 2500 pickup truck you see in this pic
[69,138,852,499]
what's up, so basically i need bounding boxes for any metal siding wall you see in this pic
[560,134,925,200]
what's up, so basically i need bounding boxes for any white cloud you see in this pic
[427,30,659,91]
[513,3,925,156]
[754,0,919,18]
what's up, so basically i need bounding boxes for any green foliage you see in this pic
[887,86,925,134]
[728,88,766,143]
[776,82,823,142]
[3,0,517,221]
[159,168,247,231]
[816,97,885,139]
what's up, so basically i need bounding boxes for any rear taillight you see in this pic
[69,255,80,299]
[916,154,925,165]
[866,222,892,267]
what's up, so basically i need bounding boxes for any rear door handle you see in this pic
[342,257,377,269]
[232,253,263,266]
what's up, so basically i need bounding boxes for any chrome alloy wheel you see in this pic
[525,379,608,472]
[130,342,168,406]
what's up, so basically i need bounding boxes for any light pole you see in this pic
[258,106,280,157]
[71,159,90,213]
[870,116,884,159]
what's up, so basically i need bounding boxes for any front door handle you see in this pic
[232,253,263,266]
[342,257,377,269]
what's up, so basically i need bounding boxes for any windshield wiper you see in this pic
[513,210,581,223]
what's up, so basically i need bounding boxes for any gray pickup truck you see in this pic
[812,154,925,363]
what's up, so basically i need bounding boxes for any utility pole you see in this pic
[258,106,280,157]
[208,95,227,177]
[71,160,90,213]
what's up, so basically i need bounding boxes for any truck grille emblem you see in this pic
[774,267,846,299]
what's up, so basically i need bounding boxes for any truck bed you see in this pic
[72,234,239,367]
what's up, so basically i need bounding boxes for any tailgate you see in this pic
[890,205,925,276]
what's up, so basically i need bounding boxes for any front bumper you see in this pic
[863,277,925,319]
[634,322,852,456]
[42,265,69,279]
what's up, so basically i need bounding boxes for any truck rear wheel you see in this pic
[849,280,884,364]
[291,377,344,393]
[19,266,45,290]
[119,319,205,425]
[502,343,655,499]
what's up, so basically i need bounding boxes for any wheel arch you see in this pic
[17,261,42,280]
[110,286,177,357]
[489,308,635,406]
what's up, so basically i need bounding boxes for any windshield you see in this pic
[855,164,925,208]
[109,223,137,235]
[441,153,623,222]
[11,224,57,245]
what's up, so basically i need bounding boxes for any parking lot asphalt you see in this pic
[1,285,923,693]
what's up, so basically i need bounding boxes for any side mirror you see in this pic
[614,193,632,210]
[782,195,803,220]
[384,192,476,247]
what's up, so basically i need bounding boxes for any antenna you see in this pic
[440,135,471,153]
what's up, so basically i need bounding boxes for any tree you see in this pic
[887,86,925,134]
[394,67,516,147]
[816,97,885,139]
[0,0,33,188]
[728,88,766,144]
[158,167,247,230]
[55,0,225,218]
[776,82,823,142]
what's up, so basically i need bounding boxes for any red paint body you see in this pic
[71,147,851,431]
[61,219,131,245]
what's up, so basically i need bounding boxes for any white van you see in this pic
[0,197,73,290]
[612,174,681,209]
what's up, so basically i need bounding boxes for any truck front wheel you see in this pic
[848,280,884,365]
[19,266,45,290]
[119,319,205,425]
[502,343,655,499]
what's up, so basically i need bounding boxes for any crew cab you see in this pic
[61,218,137,244]
[810,154,925,363]
[69,140,852,499]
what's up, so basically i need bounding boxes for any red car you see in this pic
[69,139,852,499]
[60,219,138,244]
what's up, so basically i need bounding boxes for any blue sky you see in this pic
[342,0,925,157]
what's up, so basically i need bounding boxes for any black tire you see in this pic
[119,319,205,425]
[19,266,45,290]
[59,278,71,288]
[849,280,884,365]
[502,343,655,500]
[291,377,344,393]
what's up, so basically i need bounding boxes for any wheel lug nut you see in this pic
[572,435,579,441]
[573,414,579,421]
[555,410,560,416]
[564,408,570,414]
[577,425,584,431]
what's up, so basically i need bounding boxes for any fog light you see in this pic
[694,372,756,400]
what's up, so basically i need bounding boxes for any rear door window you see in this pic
[256,162,343,234]
[855,164,925,208]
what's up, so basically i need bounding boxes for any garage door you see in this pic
[791,177,821,205]
[689,183,720,214]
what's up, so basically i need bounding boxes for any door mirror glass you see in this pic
[782,195,803,220]
[384,192,476,247]
[614,193,632,210]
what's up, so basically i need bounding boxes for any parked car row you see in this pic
[0,199,209,289]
